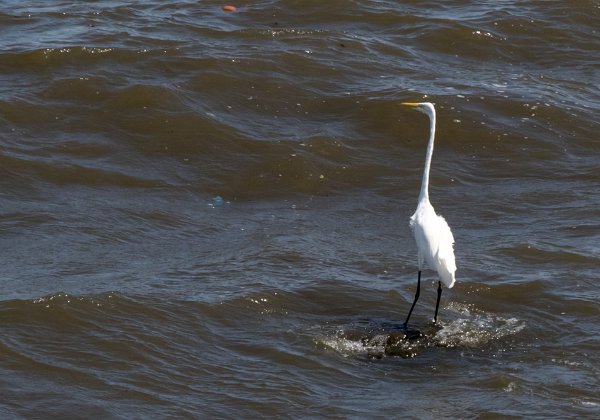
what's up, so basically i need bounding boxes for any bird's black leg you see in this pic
[403,270,421,329]
[433,280,442,323]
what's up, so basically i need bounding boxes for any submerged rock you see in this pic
[361,328,425,359]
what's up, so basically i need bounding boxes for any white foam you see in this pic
[433,313,525,348]
[320,330,385,357]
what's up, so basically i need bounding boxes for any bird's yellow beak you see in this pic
[401,102,420,107]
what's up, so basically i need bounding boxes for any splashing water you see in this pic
[432,314,525,349]
[317,305,526,359]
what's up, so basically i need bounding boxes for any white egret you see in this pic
[401,102,456,328]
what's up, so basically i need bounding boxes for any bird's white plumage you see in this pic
[410,198,456,288]
[403,101,457,289]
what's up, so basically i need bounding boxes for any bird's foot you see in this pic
[398,322,421,337]
[428,318,444,332]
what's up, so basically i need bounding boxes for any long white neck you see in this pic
[418,105,436,202]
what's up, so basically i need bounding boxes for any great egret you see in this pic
[401,102,456,328]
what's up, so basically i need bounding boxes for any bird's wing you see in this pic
[433,213,456,287]
[409,212,425,267]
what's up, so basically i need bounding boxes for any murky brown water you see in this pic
[1,1,599,417]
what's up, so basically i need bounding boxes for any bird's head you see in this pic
[401,101,436,122]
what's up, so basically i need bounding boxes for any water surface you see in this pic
[1,0,599,417]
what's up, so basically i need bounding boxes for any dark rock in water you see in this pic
[361,328,425,359]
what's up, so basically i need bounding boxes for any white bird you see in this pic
[401,102,456,328]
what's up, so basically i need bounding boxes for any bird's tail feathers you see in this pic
[437,246,456,288]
